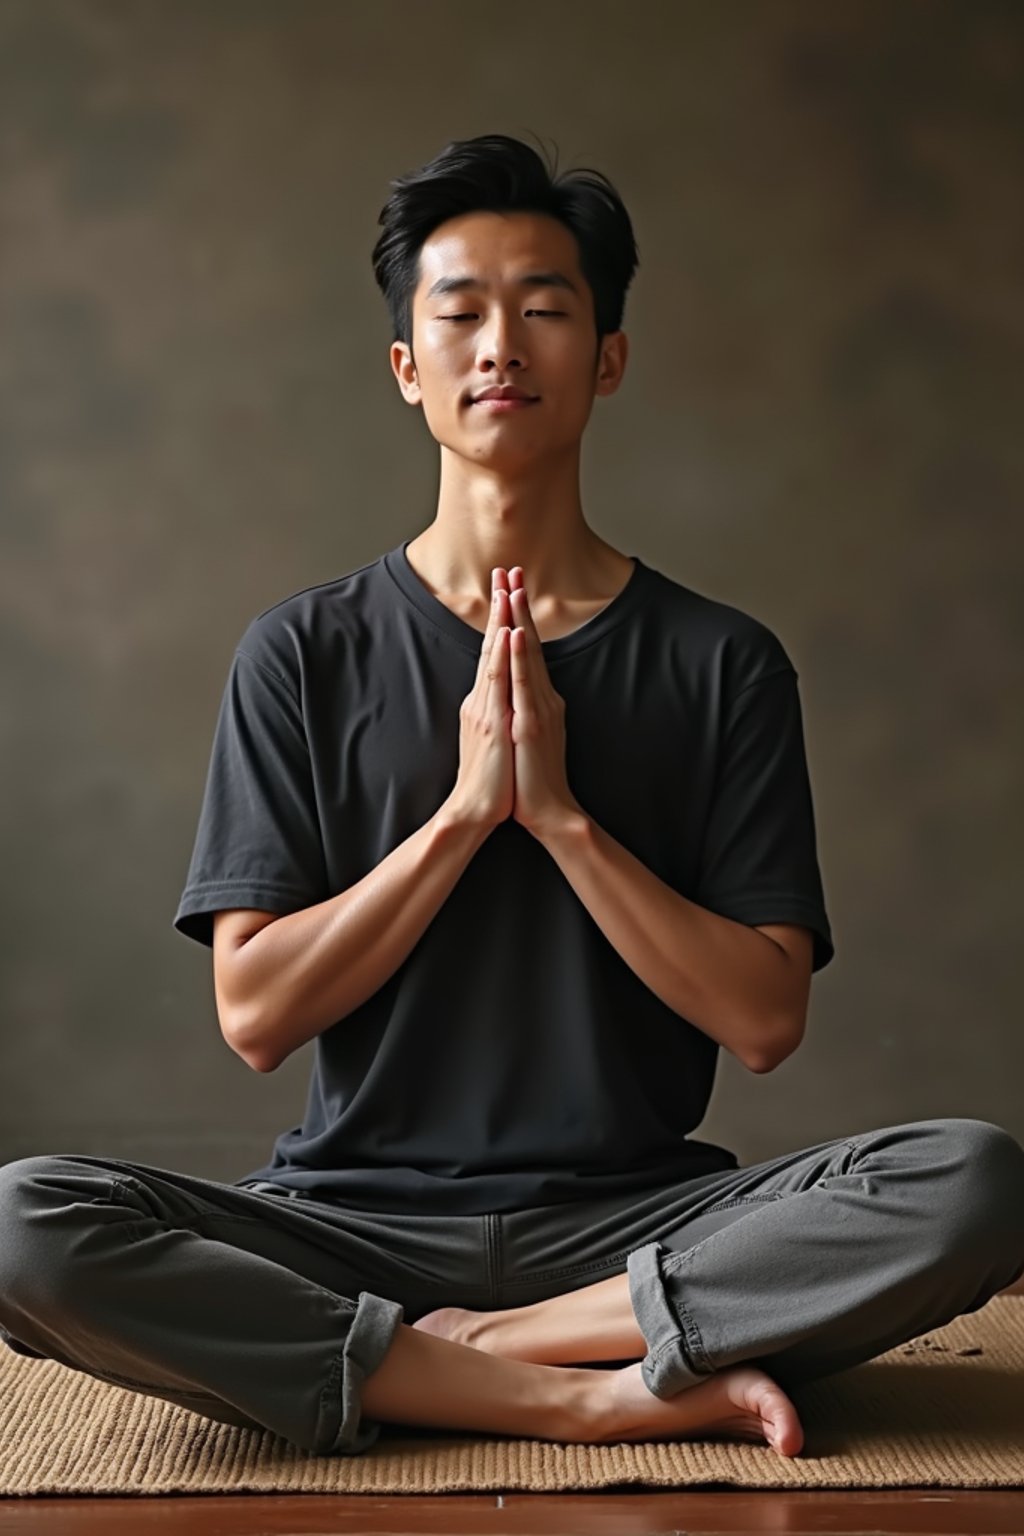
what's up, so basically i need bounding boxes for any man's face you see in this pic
[390,209,627,467]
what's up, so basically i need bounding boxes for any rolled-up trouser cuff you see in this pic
[324,1289,405,1455]
[626,1240,710,1399]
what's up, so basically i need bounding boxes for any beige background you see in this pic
[1,0,1021,1186]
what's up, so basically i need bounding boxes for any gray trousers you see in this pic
[1,1117,1021,1458]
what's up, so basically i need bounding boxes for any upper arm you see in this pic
[213,908,283,1059]
[696,665,835,978]
[752,922,814,1066]
[172,645,328,952]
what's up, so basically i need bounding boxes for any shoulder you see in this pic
[233,551,388,692]
[640,562,796,695]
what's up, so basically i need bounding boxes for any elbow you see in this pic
[235,1036,280,1074]
[222,1004,279,1074]
[215,933,281,1072]
[746,1048,787,1075]
[746,1015,806,1074]
[241,1040,279,1073]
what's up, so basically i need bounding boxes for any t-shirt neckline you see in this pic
[384,539,648,660]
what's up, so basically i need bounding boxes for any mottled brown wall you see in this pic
[2,0,1021,1179]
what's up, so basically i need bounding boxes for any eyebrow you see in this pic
[425,270,580,301]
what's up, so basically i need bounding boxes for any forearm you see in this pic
[230,801,491,1072]
[537,811,797,1072]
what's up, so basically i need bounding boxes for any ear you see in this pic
[390,340,422,406]
[594,330,628,399]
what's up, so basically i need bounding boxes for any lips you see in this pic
[471,396,538,411]
[472,387,538,402]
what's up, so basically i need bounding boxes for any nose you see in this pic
[477,310,528,374]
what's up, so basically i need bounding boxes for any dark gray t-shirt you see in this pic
[174,540,834,1215]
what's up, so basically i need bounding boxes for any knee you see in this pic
[0,1155,94,1303]
[0,1154,78,1207]
[937,1117,1024,1197]
[0,1154,69,1219]
[927,1119,1024,1262]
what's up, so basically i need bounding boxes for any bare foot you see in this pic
[411,1307,804,1457]
[410,1305,482,1348]
[603,1360,804,1457]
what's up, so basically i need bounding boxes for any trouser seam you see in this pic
[698,1193,785,1215]
[627,1241,713,1385]
[486,1213,501,1306]
[662,1276,713,1376]
[321,1342,347,1450]
[502,1252,632,1288]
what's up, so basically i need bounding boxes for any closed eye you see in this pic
[441,311,567,320]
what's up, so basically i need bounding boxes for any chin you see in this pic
[433,426,539,463]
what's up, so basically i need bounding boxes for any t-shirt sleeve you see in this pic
[172,644,328,949]
[695,665,835,973]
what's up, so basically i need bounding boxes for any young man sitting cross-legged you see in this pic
[3,133,1021,1462]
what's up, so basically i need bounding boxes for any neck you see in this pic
[407,444,627,604]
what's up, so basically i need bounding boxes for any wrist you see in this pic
[435,796,500,841]
[530,804,591,846]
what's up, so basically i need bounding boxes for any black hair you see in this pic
[371,132,639,362]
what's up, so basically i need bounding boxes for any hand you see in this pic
[447,568,516,831]
[507,568,584,838]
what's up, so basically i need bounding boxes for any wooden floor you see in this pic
[3,1277,1022,1533]
[2,1491,1024,1533]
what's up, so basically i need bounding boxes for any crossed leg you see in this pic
[414,1269,644,1365]
[408,1271,805,1454]
[374,1299,805,1453]
[409,1117,1024,1457]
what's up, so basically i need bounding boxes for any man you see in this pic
[2,134,1021,1461]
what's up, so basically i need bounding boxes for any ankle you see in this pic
[470,1305,527,1357]
[557,1367,615,1443]
[490,1356,611,1443]
[447,1304,553,1364]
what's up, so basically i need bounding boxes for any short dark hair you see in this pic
[371,132,640,359]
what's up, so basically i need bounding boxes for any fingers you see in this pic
[508,581,539,646]
[481,568,511,716]
[476,568,507,678]
[485,628,509,719]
